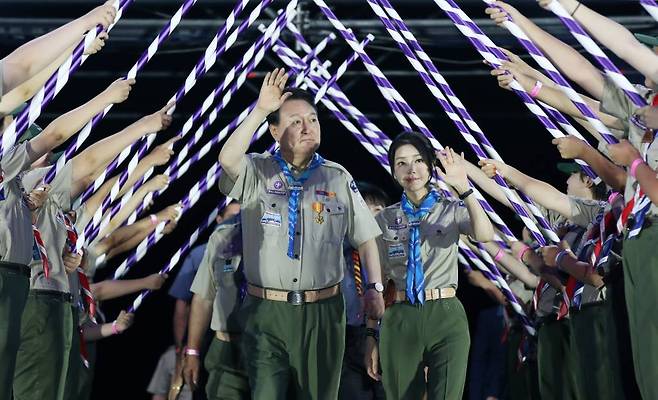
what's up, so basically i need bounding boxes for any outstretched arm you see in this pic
[70,102,174,198]
[29,77,134,163]
[1,2,116,93]
[486,1,605,99]
[479,159,572,219]
[539,0,658,84]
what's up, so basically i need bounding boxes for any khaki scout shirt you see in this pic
[0,142,35,265]
[218,152,381,291]
[190,216,242,333]
[22,163,74,293]
[0,59,4,101]
[534,204,587,317]
[374,196,473,291]
[600,76,658,217]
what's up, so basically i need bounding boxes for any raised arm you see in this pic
[1,2,116,93]
[477,240,540,288]
[608,140,658,205]
[218,68,291,179]
[540,0,658,83]
[0,33,108,116]
[91,273,166,301]
[552,136,626,192]
[479,159,572,219]
[489,50,622,130]
[70,102,174,197]
[29,77,134,164]
[486,1,605,99]
[439,148,494,242]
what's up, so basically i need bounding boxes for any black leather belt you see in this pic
[0,261,30,277]
[29,289,73,303]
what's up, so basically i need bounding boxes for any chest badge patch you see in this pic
[388,216,407,230]
[387,243,406,258]
[312,201,325,224]
[260,211,282,227]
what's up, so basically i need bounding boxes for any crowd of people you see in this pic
[1,0,657,399]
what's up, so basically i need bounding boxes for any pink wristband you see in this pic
[149,214,158,226]
[530,81,543,98]
[184,348,200,357]
[494,248,505,262]
[516,244,531,262]
[630,158,644,178]
[111,321,120,335]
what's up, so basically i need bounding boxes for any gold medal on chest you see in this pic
[312,201,325,224]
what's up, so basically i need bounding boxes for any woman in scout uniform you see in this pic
[365,131,493,400]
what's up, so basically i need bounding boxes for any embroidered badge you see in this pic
[223,259,234,273]
[315,190,336,198]
[350,180,359,193]
[260,211,282,227]
[312,201,325,224]
[267,180,286,195]
[387,243,406,258]
[388,223,408,230]
[274,180,284,190]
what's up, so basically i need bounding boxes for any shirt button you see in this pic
[271,203,276,207]
[293,278,298,283]
[295,232,301,236]
[294,254,299,259]
[394,236,398,240]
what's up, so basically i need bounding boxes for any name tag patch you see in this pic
[387,224,407,230]
[223,259,234,272]
[315,190,336,198]
[387,243,406,258]
[266,188,287,196]
[260,211,282,227]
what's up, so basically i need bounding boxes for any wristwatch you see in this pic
[366,282,384,293]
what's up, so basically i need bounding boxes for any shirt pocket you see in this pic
[381,228,408,261]
[420,221,456,250]
[258,194,286,241]
[312,198,347,245]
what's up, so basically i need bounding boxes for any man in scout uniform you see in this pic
[182,205,248,399]
[0,108,50,400]
[218,68,385,399]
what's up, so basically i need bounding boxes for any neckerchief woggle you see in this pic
[400,189,440,305]
[273,150,324,259]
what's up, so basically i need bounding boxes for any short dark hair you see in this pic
[356,181,391,208]
[265,88,317,125]
[387,131,436,185]
[578,172,608,201]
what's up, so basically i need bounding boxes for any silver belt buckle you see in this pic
[287,290,305,305]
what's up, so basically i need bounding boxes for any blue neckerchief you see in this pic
[400,189,440,305]
[273,150,324,258]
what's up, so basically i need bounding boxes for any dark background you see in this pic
[0,0,650,398]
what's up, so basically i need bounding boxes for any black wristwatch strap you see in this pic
[365,327,379,341]
[458,188,474,200]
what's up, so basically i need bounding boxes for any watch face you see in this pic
[375,282,384,292]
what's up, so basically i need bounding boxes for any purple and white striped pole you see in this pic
[113,141,275,280]
[312,0,548,244]
[0,0,132,159]
[431,0,571,245]
[275,28,533,332]
[43,0,201,186]
[276,34,514,249]
[88,6,299,243]
[543,0,646,107]
[481,0,618,145]
[128,205,221,312]
[462,242,536,336]
[74,0,285,251]
[73,0,270,210]
[367,0,560,245]
[640,0,658,21]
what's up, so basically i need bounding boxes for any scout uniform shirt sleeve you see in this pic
[0,59,3,101]
[454,200,474,237]
[568,196,606,228]
[218,154,259,203]
[1,141,33,183]
[343,174,382,248]
[22,162,74,211]
[190,239,219,303]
